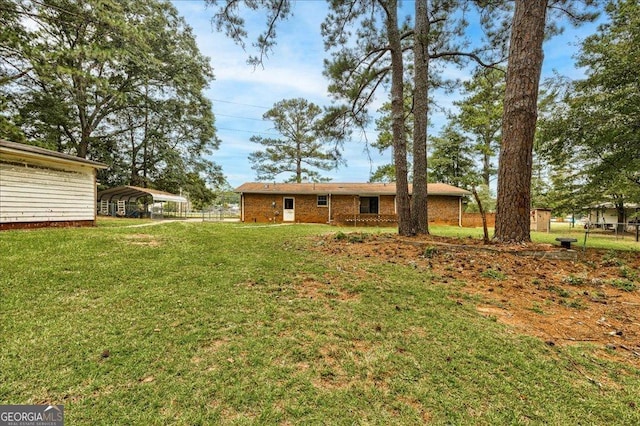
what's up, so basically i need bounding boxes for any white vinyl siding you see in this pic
[0,162,96,223]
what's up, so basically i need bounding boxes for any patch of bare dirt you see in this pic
[124,233,162,247]
[296,278,360,302]
[314,233,640,367]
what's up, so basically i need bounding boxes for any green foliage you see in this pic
[423,246,439,258]
[208,0,294,68]
[452,67,505,186]
[608,279,637,292]
[333,231,347,240]
[249,98,344,183]
[369,90,415,182]
[602,250,625,267]
[560,299,586,310]
[334,232,368,243]
[182,173,218,211]
[369,164,396,183]
[547,285,572,298]
[429,124,476,188]
[2,0,222,194]
[464,184,496,213]
[529,303,545,314]
[619,266,639,281]
[538,0,640,211]
[562,275,586,286]
[481,268,506,280]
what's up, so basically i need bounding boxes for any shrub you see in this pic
[609,279,637,292]
[562,275,585,286]
[423,246,439,258]
[481,268,506,280]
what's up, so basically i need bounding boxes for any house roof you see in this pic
[0,139,107,169]
[235,182,471,197]
[588,203,640,209]
[98,185,188,203]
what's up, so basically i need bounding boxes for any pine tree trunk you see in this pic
[472,186,490,244]
[482,148,491,187]
[411,0,429,235]
[386,1,412,236]
[494,0,547,243]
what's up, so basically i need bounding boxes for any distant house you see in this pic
[0,140,107,230]
[235,182,471,226]
[586,202,640,229]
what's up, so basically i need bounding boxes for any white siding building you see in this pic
[0,140,107,230]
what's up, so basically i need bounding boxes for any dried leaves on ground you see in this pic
[315,232,640,367]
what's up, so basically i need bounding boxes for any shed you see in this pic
[235,182,470,226]
[530,208,552,232]
[0,140,107,230]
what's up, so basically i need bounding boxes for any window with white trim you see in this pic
[317,195,328,207]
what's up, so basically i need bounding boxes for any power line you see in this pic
[215,113,265,122]
[211,99,270,109]
[216,127,279,137]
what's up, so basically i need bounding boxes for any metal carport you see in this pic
[97,185,188,218]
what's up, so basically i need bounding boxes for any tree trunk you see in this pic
[386,1,412,236]
[78,127,90,158]
[411,0,429,235]
[472,186,490,244]
[482,146,491,187]
[296,143,302,183]
[615,197,626,233]
[494,0,547,243]
[143,86,149,187]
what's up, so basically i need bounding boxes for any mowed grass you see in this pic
[1,221,640,424]
[429,221,640,251]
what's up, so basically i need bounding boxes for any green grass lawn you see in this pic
[1,221,639,424]
[428,221,640,251]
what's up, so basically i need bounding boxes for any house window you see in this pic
[359,196,379,214]
[317,195,328,207]
[284,198,294,210]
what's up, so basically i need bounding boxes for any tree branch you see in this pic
[429,50,506,72]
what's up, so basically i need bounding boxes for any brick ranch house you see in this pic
[235,182,471,226]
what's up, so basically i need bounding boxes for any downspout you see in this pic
[328,193,332,224]
[458,197,462,227]
[241,193,244,222]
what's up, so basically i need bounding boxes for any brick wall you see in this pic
[242,193,329,223]
[461,212,496,228]
[330,195,397,217]
[242,193,463,225]
[427,196,462,225]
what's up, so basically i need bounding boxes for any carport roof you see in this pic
[98,186,187,203]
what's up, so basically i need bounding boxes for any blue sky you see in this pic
[170,1,603,189]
